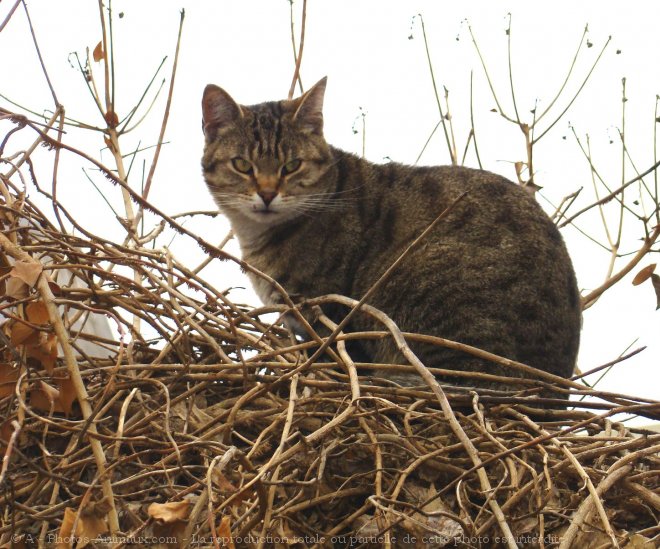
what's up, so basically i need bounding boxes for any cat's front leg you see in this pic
[265,289,321,340]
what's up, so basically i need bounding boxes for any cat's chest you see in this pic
[241,236,300,302]
[240,228,337,305]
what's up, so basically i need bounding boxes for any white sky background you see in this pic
[1,1,659,407]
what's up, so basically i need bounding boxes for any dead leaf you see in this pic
[217,516,235,549]
[352,514,381,538]
[514,161,525,183]
[212,470,239,494]
[9,302,58,374]
[149,501,191,548]
[25,332,58,374]
[57,506,108,549]
[0,537,28,548]
[274,518,302,545]
[26,301,50,324]
[0,265,11,295]
[48,280,63,296]
[5,276,28,299]
[148,500,190,523]
[632,263,656,286]
[30,380,67,413]
[652,273,660,310]
[9,260,42,287]
[402,483,463,547]
[573,529,619,549]
[55,375,77,415]
[57,507,78,546]
[0,417,17,443]
[92,41,105,62]
[88,497,113,516]
[0,363,19,398]
[151,520,187,548]
[104,110,119,127]
[623,534,655,547]
[10,321,37,347]
[103,136,115,153]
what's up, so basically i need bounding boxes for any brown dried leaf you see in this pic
[48,280,63,296]
[57,506,108,549]
[26,332,58,374]
[623,534,655,547]
[217,516,235,549]
[92,40,104,62]
[87,497,113,517]
[0,419,15,443]
[30,380,67,413]
[652,273,660,310]
[632,263,656,286]
[212,470,239,494]
[0,363,19,398]
[10,302,57,373]
[0,537,28,549]
[352,514,380,538]
[573,529,618,549]
[104,110,119,127]
[9,260,42,287]
[402,483,463,546]
[514,161,525,182]
[148,500,190,523]
[26,301,49,324]
[55,374,77,415]
[57,508,78,548]
[0,265,11,295]
[103,136,115,153]
[274,518,301,545]
[151,520,187,548]
[10,321,37,347]
[5,276,27,299]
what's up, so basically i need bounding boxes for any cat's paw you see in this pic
[269,291,320,339]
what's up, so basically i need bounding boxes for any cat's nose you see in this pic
[258,190,277,206]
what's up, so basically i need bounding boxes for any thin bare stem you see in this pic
[469,70,482,169]
[21,1,59,106]
[287,0,304,96]
[0,0,21,33]
[559,158,660,228]
[287,0,306,99]
[582,225,660,309]
[97,0,111,116]
[418,14,456,164]
[133,9,185,228]
[505,14,521,125]
[535,24,588,124]
[532,36,610,144]
[467,20,515,124]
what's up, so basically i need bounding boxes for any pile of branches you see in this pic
[1,175,658,549]
[1,3,659,545]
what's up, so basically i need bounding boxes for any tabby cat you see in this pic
[201,77,581,395]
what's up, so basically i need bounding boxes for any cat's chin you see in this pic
[233,207,298,227]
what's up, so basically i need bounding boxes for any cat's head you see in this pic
[201,78,336,227]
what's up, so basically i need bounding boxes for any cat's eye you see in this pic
[231,157,253,174]
[281,159,302,175]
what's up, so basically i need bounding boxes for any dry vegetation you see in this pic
[1,1,659,548]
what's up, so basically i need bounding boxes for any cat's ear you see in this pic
[292,77,327,135]
[202,84,243,138]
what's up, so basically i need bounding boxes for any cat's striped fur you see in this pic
[201,78,581,395]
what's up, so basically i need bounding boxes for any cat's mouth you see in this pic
[248,206,281,221]
[252,205,277,215]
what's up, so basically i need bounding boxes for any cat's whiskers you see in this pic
[209,192,251,210]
